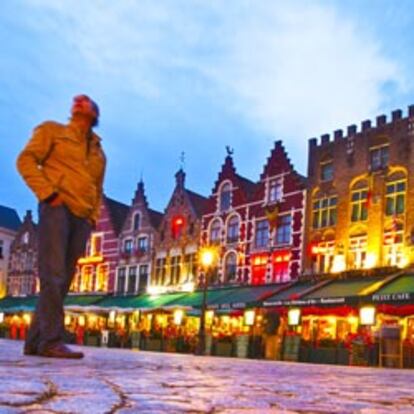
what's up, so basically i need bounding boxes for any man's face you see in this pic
[71,95,98,122]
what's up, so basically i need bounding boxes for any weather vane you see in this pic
[226,146,234,156]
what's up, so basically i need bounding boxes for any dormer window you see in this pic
[133,213,140,231]
[219,182,232,212]
[268,178,283,203]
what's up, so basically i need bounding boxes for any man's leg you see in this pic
[30,203,70,353]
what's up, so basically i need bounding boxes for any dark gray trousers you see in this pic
[25,203,91,353]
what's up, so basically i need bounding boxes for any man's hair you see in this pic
[91,100,100,127]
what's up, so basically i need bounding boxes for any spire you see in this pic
[132,179,148,205]
[24,210,32,223]
[175,168,186,189]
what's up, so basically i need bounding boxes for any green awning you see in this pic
[64,294,107,311]
[262,281,320,307]
[89,295,137,311]
[371,274,414,303]
[207,284,286,310]
[0,296,38,313]
[168,288,236,309]
[299,277,385,306]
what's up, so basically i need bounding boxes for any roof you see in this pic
[104,196,129,236]
[0,205,21,232]
[148,208,163,229]
[236,174,257,200]
[186,189,209,217]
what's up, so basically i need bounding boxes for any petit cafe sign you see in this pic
[372,292,411,302]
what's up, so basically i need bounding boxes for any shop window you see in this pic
[170,256,181,285]
[385,180,406,216]
[275,214,292,245]
[137,236,148,253]
[312,196,337,229]
[268,178,283,203]
[138,265,149,292]
[226,215,239,243]
[116,267,126,293]
[271,251,290,283]
[370,145,389,171]
[132,212,140,231]
[224,252,237,282]
[209,219,221,244]
[349,235,367,269]
[351,189,368,222]
[320,161,333,182]
[127,266,137,293]
[95,264,108,292]
[219,182,232,212]
[251,255,267,285]
[155,258,166,285]
[255,219,269,248]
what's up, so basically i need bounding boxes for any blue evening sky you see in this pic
[1,1,414,219]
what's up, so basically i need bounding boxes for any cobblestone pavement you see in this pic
[1,339,414,414]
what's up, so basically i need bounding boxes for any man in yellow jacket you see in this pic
[17,95,106,358]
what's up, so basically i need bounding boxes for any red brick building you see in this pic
[151,169,208,291]
[71,195,129,293]
[7,210,37,296]
[115,180,163,294]
[303,105,414,274]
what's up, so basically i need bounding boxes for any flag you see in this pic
[265,205,279,232]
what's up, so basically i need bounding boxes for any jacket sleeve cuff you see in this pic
[43,192,59,204]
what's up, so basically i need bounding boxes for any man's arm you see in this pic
[16,123,57,202]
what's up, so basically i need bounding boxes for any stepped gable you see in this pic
[260,140,307,188]
[0,205,21,231]
[185,189,209,217]
[212,152,256,201]
[104,196,129,236]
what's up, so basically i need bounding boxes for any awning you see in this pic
[64,294,108,311]
[262,281,322,307]
[0,296,38,313]
[299,277,385,306]
[371,273,414,304]
[207,284,287,310]
[168,288,236,309]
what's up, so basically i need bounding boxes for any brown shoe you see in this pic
[39,344,84,359]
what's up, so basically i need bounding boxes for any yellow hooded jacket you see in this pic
[17,121,106,223]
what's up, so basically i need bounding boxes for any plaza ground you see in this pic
[0,339,414,414]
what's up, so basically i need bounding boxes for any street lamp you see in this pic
[196,247,217,355]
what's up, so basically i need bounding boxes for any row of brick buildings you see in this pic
[4,105,414,298]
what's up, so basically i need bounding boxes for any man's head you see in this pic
[71,94,100,127]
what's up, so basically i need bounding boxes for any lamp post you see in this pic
[196,247,215,355]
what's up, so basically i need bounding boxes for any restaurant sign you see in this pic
[264,296,351,307]
[371,292,412,303]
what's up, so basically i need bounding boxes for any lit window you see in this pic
[272,251,291,283]
[127,266,137,293]
[81,265,93,292]
[95,264,109,291]
[183,253,197,281]
[209,219,221,244]
[351,190,368,222]
[90,233,103,256]
[385,180,405,216]
[170,256,181,285]
[171,216,185,239]
[227,216,239,243]
[312,196,337,229]
[138,265,149,292]
[155,258,166,285]
[349,235,367,269]
[312,241,335,274]
[220,183,232,212]
[320,162,333,181]
[255,220,269,248]
[370,146,389,171]
[268,178,283,203]
[275,214,291,245]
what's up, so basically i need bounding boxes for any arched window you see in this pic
[209,219,221,244]
[219,182,232,212]
[133,213,140,231]
[224,252,237,282]
[227,215,239,243]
